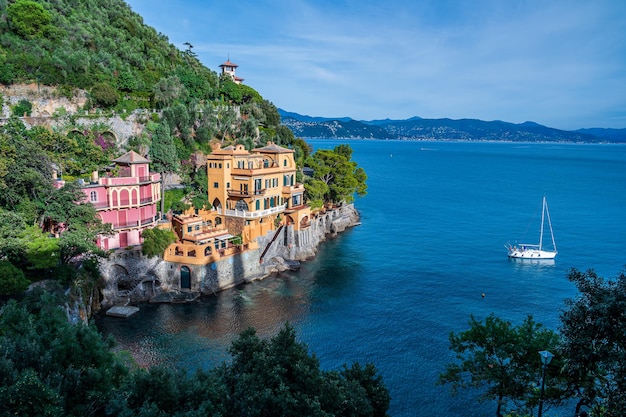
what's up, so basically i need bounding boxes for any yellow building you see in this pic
[164,142,311,266]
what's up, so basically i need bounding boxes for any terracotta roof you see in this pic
[253,142,293,154]
[219,60,238,68]
[112,150,151,164]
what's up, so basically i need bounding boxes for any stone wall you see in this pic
[98,204,360,307]
[1,83,147,146]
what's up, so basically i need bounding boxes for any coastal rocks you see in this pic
[267,257,301,274]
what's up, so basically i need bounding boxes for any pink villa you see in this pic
[80,151,162,250]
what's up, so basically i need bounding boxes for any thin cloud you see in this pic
[126,0,626,129]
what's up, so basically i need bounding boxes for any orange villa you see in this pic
[163,142,311,269]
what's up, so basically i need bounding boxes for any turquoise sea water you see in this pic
[97,140,626,417]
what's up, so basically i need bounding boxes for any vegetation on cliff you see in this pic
[0,292,390,417]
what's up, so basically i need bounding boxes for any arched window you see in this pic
[235,200,249,211]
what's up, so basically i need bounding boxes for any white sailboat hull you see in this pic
[508,247,557,259]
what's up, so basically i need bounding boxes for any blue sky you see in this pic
[124,0,626,130]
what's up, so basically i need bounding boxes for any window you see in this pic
[214,182,219,188]
[219,163,222,168]
[227,182,230,188]
[283,158,287,167]
[256,200,260,210]
[90,191,97,202]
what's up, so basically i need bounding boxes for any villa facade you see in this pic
[80,151,161,250]
[164,142,311,269]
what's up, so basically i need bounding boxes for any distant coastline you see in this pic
[280,109,626,143]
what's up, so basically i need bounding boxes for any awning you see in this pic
[215,234,235,241]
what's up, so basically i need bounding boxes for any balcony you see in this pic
[227,188,266,198]
[217,204,286,219]
[282,183,305,195]
[92,201,109,209]
[112,216,157,229]
[99,173,161,187]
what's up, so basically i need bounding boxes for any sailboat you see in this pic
[506,196,557,259]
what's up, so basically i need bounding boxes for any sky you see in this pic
[124,0,626,130]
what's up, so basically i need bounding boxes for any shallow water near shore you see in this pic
[97,140,626,417]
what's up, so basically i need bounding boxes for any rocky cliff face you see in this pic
[98,204,360,308]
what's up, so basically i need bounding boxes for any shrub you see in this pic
[0,260,30,295]
[90,82,119,108]
[11,99,32,116]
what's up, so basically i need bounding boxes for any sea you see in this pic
[96,139,626,417]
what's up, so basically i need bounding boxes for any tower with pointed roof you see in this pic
[219,56,244,84]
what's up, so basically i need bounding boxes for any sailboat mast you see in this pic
[539,196,546,250]
[545,198,557,252]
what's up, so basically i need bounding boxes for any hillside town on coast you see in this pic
[1,59,360,317]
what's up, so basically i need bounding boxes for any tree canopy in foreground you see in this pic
[0,292,390,417]
[439,268,626,417]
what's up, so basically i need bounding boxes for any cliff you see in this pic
[98,204,360,308]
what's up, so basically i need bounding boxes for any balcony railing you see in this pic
[141,216,157,226]
[227,188,266,198]
[112,216,157,229]
[217,204,286,218]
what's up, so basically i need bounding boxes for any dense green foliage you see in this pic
[440,268,626,417]
[0,293,129,417]
[0,118,108,293]
[0,259,29,294]
[0,297,391,417]
[140,227,176,258]
[305,144,368,207]
[559,269,626,416]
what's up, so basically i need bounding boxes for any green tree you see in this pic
[149,120,180,216]
[0,259,30,295]
[153,75,188,108]
[439,314,562,417]
[141,227,176,258]
[21,225,59,270]
[559,268,626,417]
[6,0,51,39]
[0,296,128,416]
[305,145,367,205]
[90,82,119,108]
[223,323,390,417]
[0,209,27,266]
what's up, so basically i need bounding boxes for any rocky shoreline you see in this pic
[99,204,360,312]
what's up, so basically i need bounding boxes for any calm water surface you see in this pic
[97,140,626,417]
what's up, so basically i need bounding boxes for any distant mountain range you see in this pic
[278,109,626,143]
